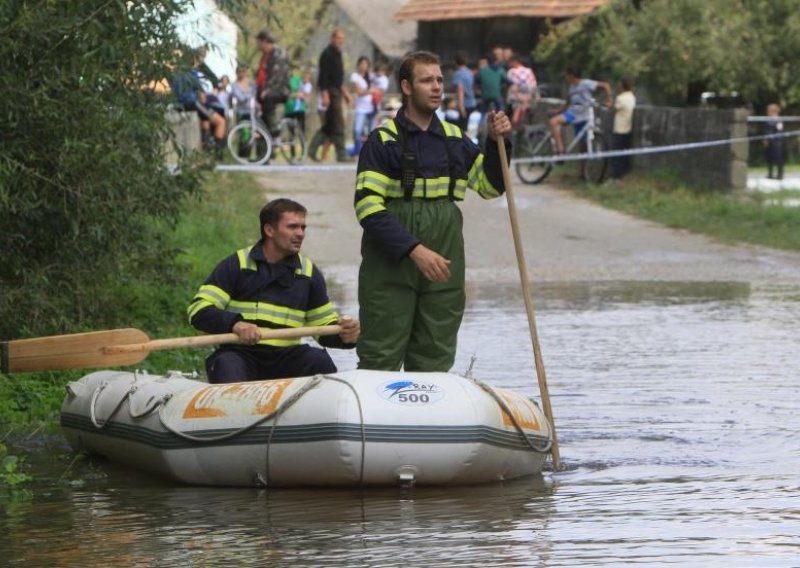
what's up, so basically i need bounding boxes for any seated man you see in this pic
[170,65,227,156]
[187,198,360,383]
[548,66,612,155]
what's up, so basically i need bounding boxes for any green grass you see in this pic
[555,168,800,251]
[0,171,266,429]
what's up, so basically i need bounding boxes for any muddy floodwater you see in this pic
[2,278,798,566]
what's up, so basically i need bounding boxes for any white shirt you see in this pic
[613,91,636,134]
[350,72,374,114]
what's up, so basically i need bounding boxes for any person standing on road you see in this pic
[354,50,512,372]
[308,28,353,162]
[764,103,785,180]
[187,199,360,383]
[549,66,612,156]
[451,50,476,132]
[254,30,290,137]
[610,77,636,179]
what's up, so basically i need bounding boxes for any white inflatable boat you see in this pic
[60,370,552,487]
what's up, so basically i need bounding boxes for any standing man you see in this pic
[451,51,476,133]
[354,50,512,372]
[610,77,636,179]
[308,28,352,162]
[187,198,360,383]
[548,66,612,156]
[255,29,290,136]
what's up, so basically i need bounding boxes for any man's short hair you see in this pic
[260,198,306,239]
[256,29,275,43]
[566,66,582,78]
[455,50,468,66]
[398,51,440,90]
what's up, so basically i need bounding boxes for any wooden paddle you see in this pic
[1,325,342,374]
[497,133,562,470]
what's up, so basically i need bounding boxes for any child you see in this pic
[443,96,460,125]
[764,103,785,180]
[284,67,310,134]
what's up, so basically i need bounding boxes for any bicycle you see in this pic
[513,102,608,184]
[227,98,306,165]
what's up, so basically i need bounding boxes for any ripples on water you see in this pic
[2,281,799,566]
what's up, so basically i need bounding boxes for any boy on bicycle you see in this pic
[549,66,612,156]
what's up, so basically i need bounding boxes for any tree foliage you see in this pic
[0,1,236,339]
[534,0,800,110]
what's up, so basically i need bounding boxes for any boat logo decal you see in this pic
[182,379,294,419]
[378,380,444,405]
[495,388,543,432]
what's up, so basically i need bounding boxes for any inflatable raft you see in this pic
[60,370,552,487]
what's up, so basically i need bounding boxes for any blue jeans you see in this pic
[352,111,371,156]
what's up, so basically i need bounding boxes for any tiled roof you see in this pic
[394,0,610,21]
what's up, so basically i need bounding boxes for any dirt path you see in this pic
[255,168,800,286]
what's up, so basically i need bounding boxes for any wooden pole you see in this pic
[497,135,561,470]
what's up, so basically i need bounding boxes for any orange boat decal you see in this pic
[182,379,294,419]
[496,388,542,432]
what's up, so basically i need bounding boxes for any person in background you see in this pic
[308,28,352,162]
[443,96,460,125]
[215,75,231,115]
[350,56,376,156]
[231,63,257,117]
[451,50,476,132]
[548,66,612,156]
[187,198,360,383]
[370,63,390,129]
[284,66,310,134]
[609,77,636,180]
[255,29,290,136]
[505,54,537,129]
[764,103,785,180]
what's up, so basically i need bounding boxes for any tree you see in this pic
[0,1,247,339]
[534,0,797,110]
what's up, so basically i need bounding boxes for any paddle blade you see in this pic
[1,328,151,373]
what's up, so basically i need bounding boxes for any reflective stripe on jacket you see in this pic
[187,243,338,347]
[354,108,508,261]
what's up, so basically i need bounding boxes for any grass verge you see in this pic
[0,171,265,431]
[548,167,800,252]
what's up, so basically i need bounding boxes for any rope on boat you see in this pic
[470,378,553,454]
[89,379,137,429]
[157,375,323,443]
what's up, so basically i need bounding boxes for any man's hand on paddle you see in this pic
[233,321,262,345]
[486,110,512,141]
[410,244,451,282]
[338,316,360,344]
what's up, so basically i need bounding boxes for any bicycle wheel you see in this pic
[228,121,272,165]
[514,128,554,184]
[582,131,608,184]
[276,119,307,164]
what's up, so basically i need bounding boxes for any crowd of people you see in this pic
[170,31,640,182]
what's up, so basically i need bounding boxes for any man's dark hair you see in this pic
[621,77,634,91]
[260,198,306,239]
[455,50,468,66]
[566,66,582,78]
[398,51,440,102]
[256,29,275,43]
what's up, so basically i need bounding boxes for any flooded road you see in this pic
[3,278,799,566]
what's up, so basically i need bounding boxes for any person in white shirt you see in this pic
[610,77,636,179]
[350,56,376,156]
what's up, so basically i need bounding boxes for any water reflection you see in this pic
[3,280,800,566]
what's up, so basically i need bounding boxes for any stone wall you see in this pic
[530,101,749,192]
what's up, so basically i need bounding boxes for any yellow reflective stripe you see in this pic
[258,337,301,347]
[379,177,466,200]
[467,153,501,198]
[295,254,313,278]
[356,194,387,221]
[439,117,463,138]
[356,170,397,197]
[187,299,214,322]
[236,247,257,271]
[195,284,230,309]
[305,302,338,327]
[228,300,307,326]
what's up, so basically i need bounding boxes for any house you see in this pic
[393,0,610,67]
